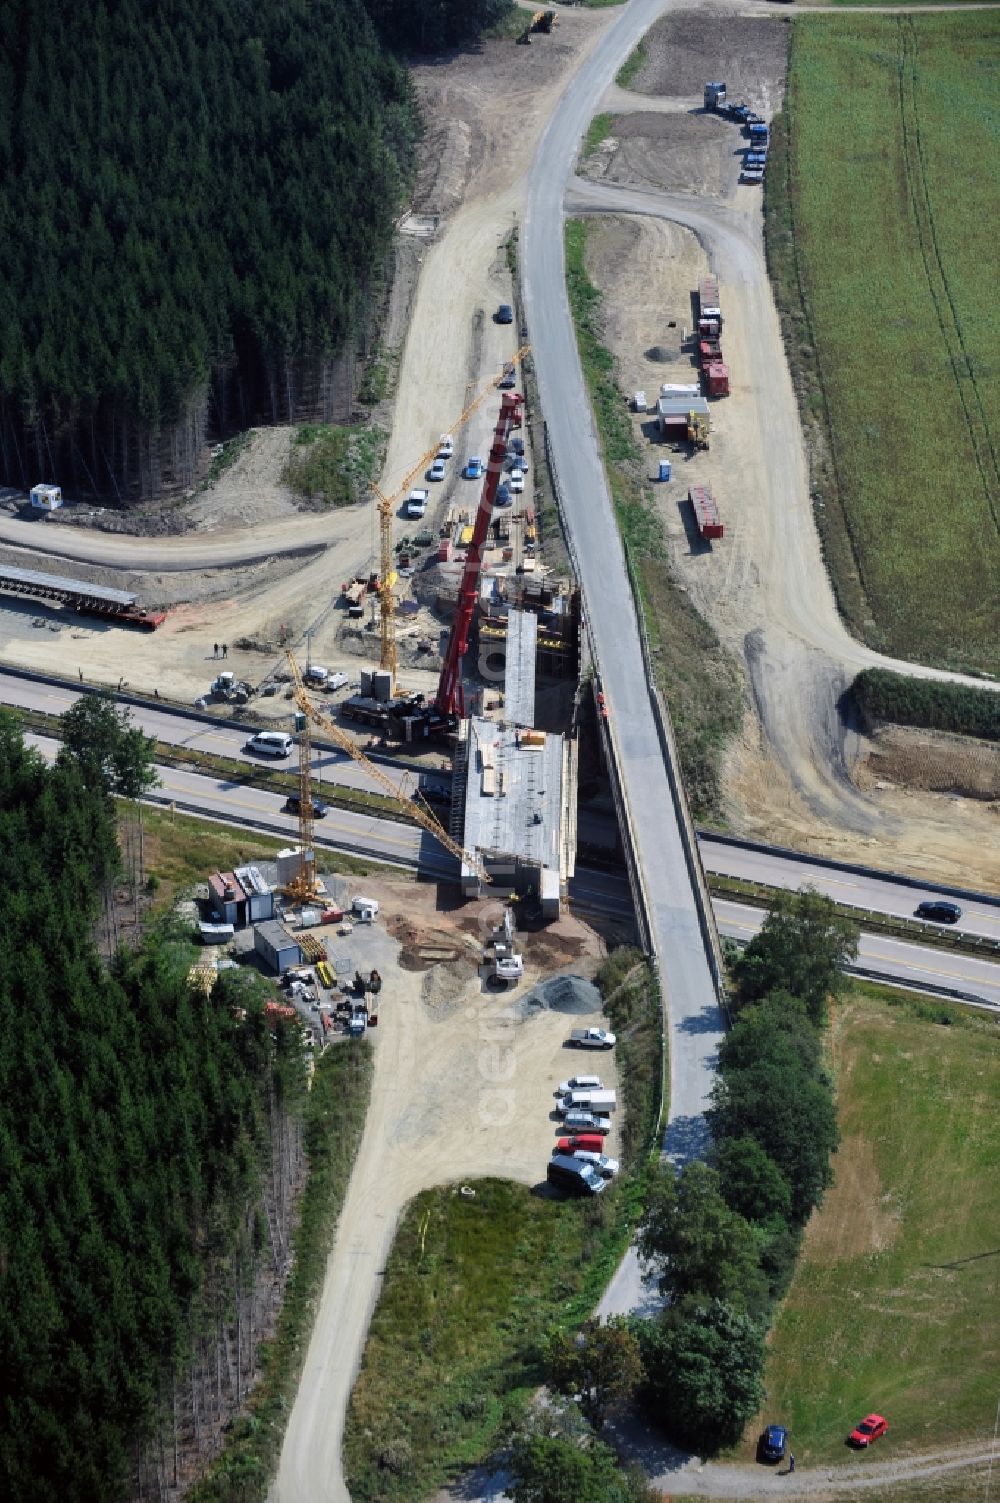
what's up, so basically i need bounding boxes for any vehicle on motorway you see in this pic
[573,1149,619,1178]
[437,433,454,459]
[465,456,484,479]
[915,900,962,924]
[556,1074,603,1096]
[561,1110,611,1135]
[758,1425,787,1464]
[848,1414,888,1448]
[554,1133,606,1155]
[568,1027,616,1050]
[284,793,329,819]
[496,302,514,324]
[406,487,429,518]
[547,1153,605,1196]
[558,1088,616,1116]
[427,458,447,481]
[245,730,293,758]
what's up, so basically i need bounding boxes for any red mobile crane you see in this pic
[435,390,524,720]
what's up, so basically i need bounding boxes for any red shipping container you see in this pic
[704,361,730,397]
[689,485,724,541]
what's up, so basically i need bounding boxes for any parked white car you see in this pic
[556,1075,603,1097]
[573,1150,620,1178]
[406,487,429,518]
[437,433,454,459]
[509,469,525,493]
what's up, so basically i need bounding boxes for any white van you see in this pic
[245,731,293,758]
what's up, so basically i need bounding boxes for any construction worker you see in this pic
[788,1453,795,1474]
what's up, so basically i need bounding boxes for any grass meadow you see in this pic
[776,14,1000,673]
[756,988,999,1462]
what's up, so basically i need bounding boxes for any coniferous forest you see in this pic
[0,0,421,501]
[0,714,308,1501]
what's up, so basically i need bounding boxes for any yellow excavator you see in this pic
[517,9,557,45]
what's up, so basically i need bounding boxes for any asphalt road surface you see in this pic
[7,672,999,944]
[524,0,725,1197]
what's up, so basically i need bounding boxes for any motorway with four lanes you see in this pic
[9,670,998,1009]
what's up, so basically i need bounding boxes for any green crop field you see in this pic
[754,990,999,1462]
[773,14,1000,673]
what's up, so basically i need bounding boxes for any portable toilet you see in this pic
[30,483,63,512]
[658,460,672,482]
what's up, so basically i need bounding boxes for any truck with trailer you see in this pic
[699,274,723,333]
[690,485,724,541]
[569,1027,616,1050]
[703,361,730,398]
[703,81,727,111]
[748,121,770,150]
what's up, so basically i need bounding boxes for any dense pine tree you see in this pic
[0,714,303,1500]
[0,0,419,498]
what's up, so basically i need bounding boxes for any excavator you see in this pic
[517,9,557,44]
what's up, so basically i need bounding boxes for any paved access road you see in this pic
[524,0,724,1181]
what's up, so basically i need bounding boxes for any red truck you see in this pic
[690,485,724,541]
[704,361,730,397]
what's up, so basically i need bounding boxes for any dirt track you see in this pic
[270,881,610,1503]
[562,0,1000,893]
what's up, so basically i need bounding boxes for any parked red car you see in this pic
[848,1414,888,1448]
[554,1134,605,1155]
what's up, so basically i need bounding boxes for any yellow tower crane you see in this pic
[372,347,530,695]
[285,651,492,885]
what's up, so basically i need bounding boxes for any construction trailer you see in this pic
[658,394,711,442]
[30,483,63,511]
[703,81,727,111]
[689,485,724,541]
[254,920,303,976]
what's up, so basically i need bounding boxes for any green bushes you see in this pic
[852,667,1000,742]
[596,949,662,1171]
[625,892,845,1454]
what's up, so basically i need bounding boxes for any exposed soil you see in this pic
[571,0,999,895]
[272,876,613,1503]
[627,8,790,117]
[585,110,741,199]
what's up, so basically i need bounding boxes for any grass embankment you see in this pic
[615,41,648,90]
[852,668,1000,741]
[564,218,743,819]
[284,421,386,506]
[342,951,662,1503]
[757,988,999,1461]
[766,14,1000,675]
[583,112,614,158]
[141,805,379,912]
[188,1042,374,1503]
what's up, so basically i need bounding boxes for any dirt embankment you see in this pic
[569,5,1000,894]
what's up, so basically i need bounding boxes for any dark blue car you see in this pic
[759,1425,787,1463]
